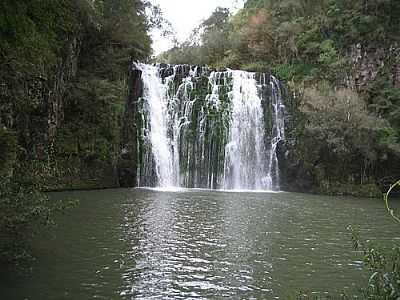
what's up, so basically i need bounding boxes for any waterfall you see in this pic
[136,64,285,190]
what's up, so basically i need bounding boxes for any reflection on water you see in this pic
[121,190,274,299]
[1,188,399,299]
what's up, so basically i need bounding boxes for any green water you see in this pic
[1,188,399,299]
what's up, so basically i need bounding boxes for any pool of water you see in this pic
[1,188,399,299]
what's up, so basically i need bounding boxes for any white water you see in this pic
[137,63,176,187]
[137,64,285,190]
[267,76,285,189]
[223,70,269,190]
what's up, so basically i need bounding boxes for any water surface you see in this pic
[1,188,399,299]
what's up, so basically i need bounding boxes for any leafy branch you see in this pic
[384,179,400,224]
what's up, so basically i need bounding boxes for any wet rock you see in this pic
[118,64,143,187]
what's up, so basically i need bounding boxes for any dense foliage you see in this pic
[160,0,400,194]
[0,0,154,263]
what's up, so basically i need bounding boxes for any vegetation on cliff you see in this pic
[159,0,400,195]
[0,0,155,263]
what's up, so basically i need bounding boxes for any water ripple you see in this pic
[4,188,399,300]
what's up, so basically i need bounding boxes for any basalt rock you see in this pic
[0,35,81,162]
[349,43,400,88]
[118,65,143,187]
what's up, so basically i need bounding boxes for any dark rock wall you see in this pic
[348,43,399,88]
[0,36,81,161]
[119,67,143,187]
[47,36,81,147]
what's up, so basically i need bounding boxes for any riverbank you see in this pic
[43,179,384,198]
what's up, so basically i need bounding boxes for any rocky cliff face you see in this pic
[0,36,81,161]
[395,63,400,87]
[118,67,143,187]
[276,43,400,197]
[349,43,400,88]
[47,36,81,148]
[1,30,124,190]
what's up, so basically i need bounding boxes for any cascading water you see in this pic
[223,71,269,190]
[136,63,285,190]
[137,63,177,187]
[267,76,285,189]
